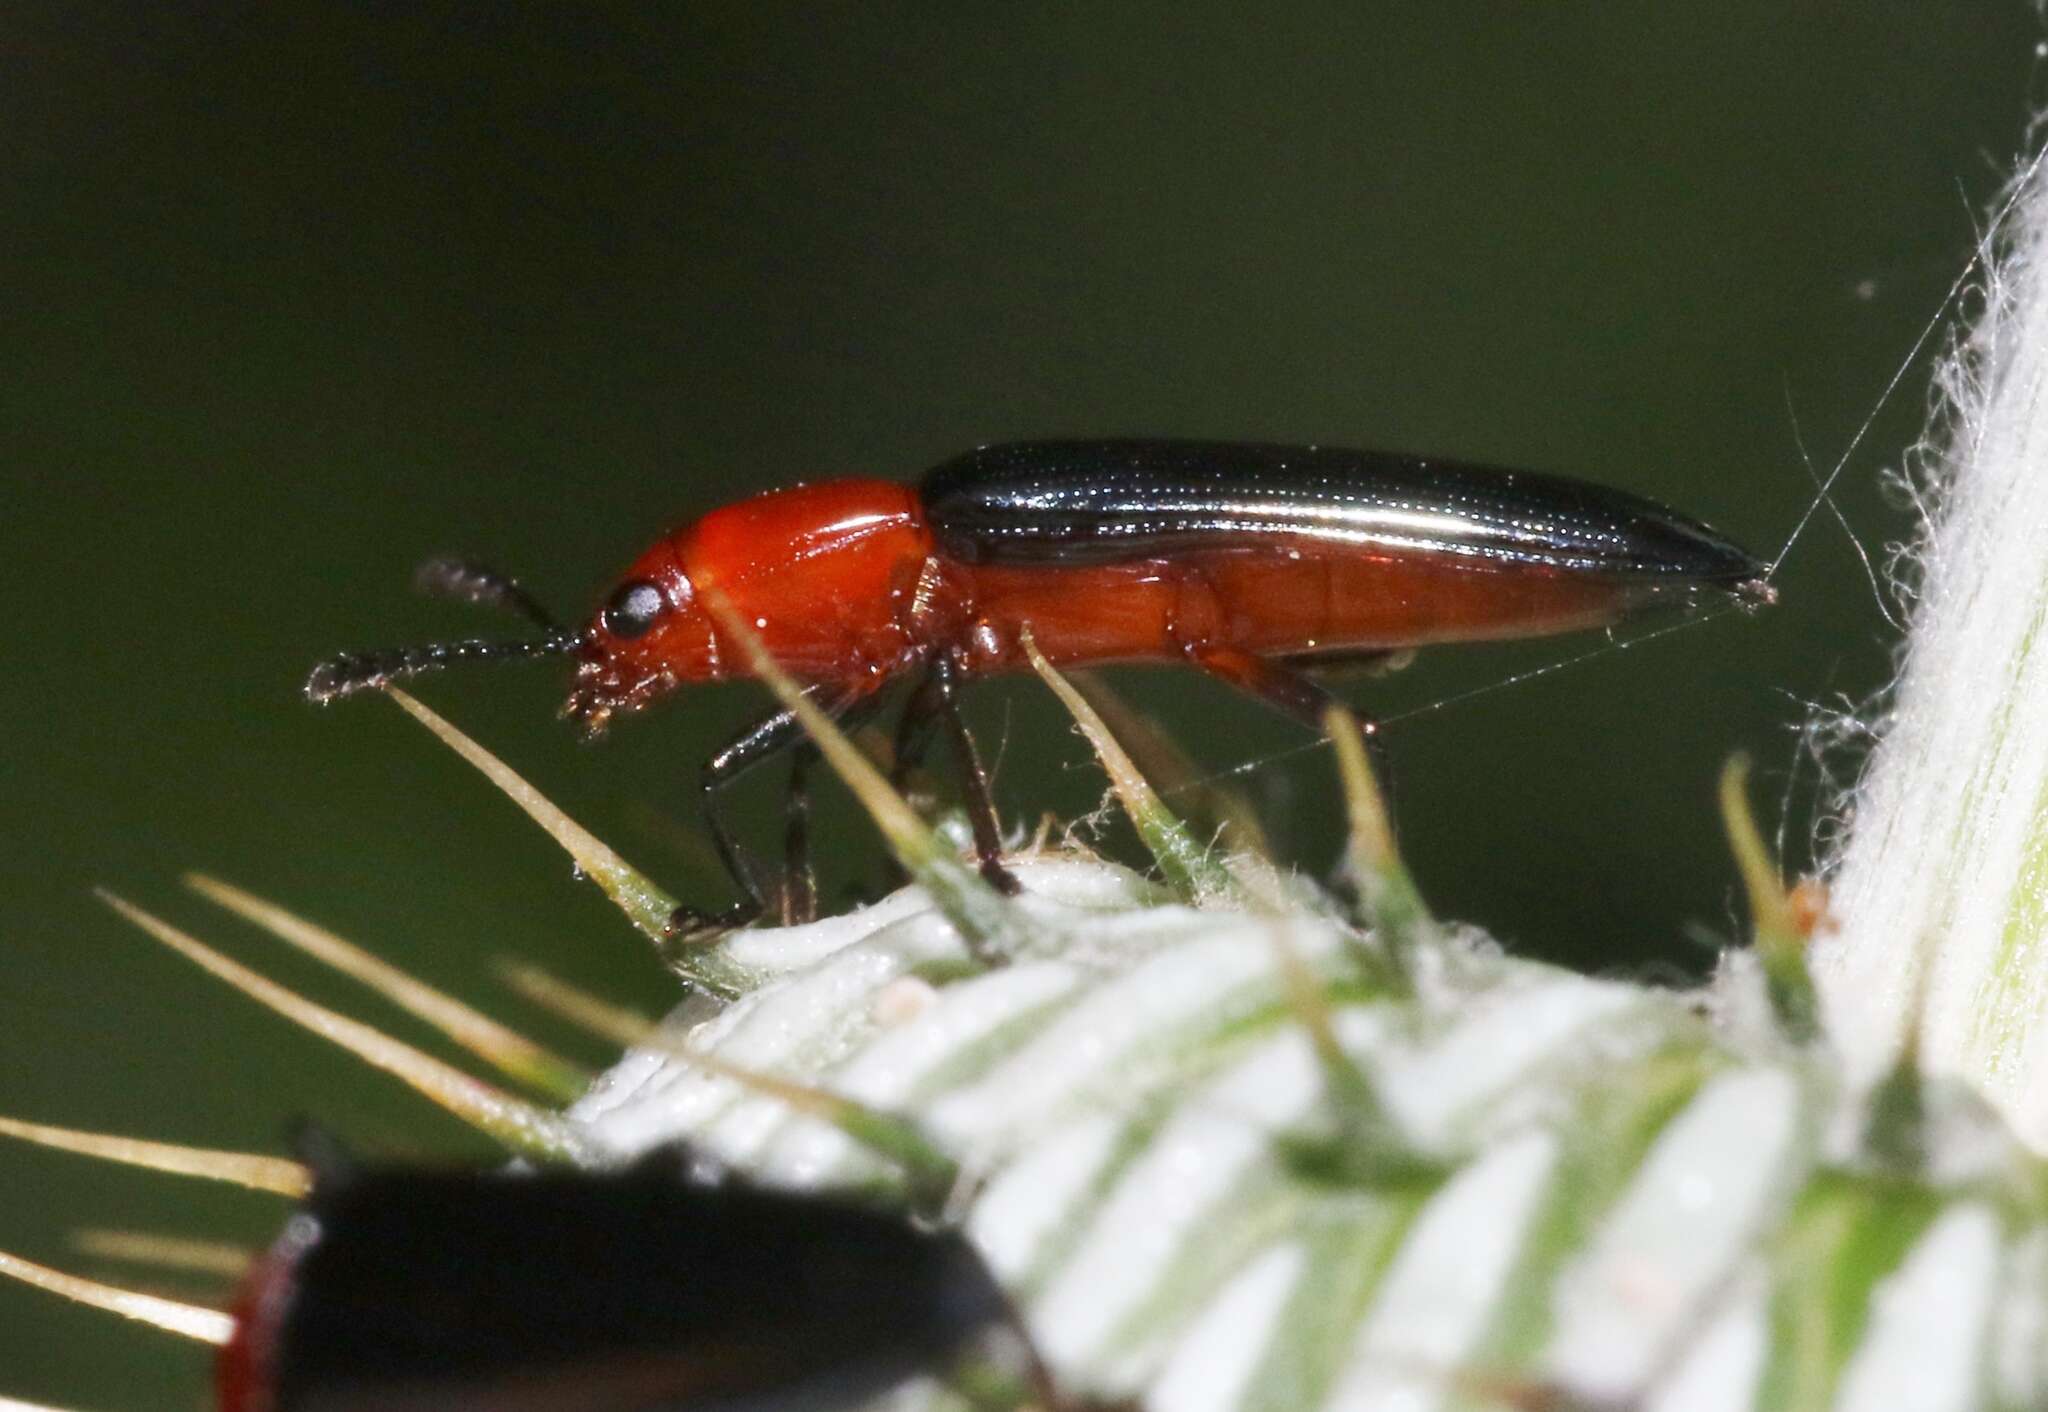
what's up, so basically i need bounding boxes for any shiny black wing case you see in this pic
[270,1156,1007,1411]
[920,439,1764,584]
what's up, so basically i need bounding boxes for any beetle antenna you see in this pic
[305,633,583,703]
[413,556,564,632]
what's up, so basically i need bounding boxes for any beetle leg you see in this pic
[670,711,800,940]
[669,684,879,940]
[777,690,895,926]
[889,666,947,794]
[930,654,1022,898]
[1297,646,1411,678]
[863,666,947,896]
[1184,643,1394,803]
[779,740,820,926]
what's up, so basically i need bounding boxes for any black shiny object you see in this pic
[922,439,1767,585]
[601,580,666,640]
[268,1153,1008,1411]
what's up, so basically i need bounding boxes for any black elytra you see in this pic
[237,1151,1015,1412]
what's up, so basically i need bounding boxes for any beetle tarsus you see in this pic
[981,856,1022,897]
[664,900,760,942]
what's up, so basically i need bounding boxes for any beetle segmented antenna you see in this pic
[413,555,564,631]
[304,632,582,703]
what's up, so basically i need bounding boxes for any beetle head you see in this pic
[563,540,720,735]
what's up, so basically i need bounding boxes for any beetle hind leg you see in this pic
[1184,643,1396,816]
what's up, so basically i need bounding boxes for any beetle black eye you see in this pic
[601,581,665,640]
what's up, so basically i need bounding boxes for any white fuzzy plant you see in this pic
[22,147,2048,1412]
[1815,143,2048,1156]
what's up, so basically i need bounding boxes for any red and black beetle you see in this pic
[309,439,1771,928]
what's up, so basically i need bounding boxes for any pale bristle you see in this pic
[0,1248,234,1346]
[381,690,757,996]
[493,960,655,1049]
[186,873,589,1102]
[73,1230,252,1281]
[95,890,599,1166]
[0,1114,307,1197]
[1020,625,1242,904]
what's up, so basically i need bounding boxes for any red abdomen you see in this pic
[946,546,1643,673]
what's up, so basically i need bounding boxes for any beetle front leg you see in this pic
[670,684,878,940]
[668,725,785,942]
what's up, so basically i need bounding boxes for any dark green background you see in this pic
[2,5,2039,1405]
